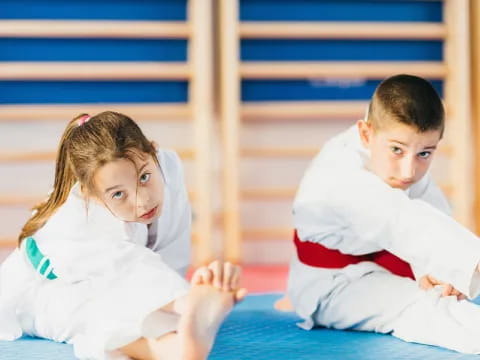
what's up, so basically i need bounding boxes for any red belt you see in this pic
[293,230,414,280]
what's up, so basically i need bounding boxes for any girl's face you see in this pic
[92,151,163,224]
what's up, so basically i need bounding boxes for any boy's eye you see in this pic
[112,191,124,200]
[418,151,431,159]
[140,173,151,184]
[391,146,403,155]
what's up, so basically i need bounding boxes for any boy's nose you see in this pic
[400,159,416,181]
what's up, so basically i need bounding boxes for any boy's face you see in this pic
[357,119,442,190]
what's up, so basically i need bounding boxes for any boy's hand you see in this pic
[419,274,466,300]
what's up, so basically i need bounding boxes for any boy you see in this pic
[288,74,480,353]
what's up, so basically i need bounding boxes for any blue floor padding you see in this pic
[1,294,479,359]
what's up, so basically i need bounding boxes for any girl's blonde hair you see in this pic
[18,111,157,244]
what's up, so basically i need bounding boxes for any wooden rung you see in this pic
[241,145,452,158]
[0,195,44,207]
[240,22,446,40]
[1,234,202,248]
[242,100,451,121]
[242,181,452,202]
[0,149,195,163]
[0,20,190,39]
[242,100,368,120]
[241,61,446,79]
[241,147,318,158]
[0,237,16,248]
[0,103,191,122]
[242,188,296,200]
[242,228,293,240]
[1,191,197,207]
[0,151,56,162]
[0,62,191,80]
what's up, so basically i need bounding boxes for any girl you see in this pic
[0,111,245,360]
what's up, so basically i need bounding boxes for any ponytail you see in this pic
[18,114,86,245]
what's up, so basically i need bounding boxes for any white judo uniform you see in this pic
[0,149,192,360]
[288,125,480,353]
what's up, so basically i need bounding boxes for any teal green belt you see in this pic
[25,237,58,280]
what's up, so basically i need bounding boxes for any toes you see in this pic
[191,266,212,285]
[222,262,234,291]
[234,288,248,303]
[208,260,223,289]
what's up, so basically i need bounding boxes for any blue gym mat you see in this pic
[0,294,478,360]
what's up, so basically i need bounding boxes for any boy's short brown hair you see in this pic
[368,74,444,135]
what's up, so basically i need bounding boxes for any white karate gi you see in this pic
[288,125,480,353]
[0,150,192,360]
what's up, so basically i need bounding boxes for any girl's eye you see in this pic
[112,191,124,200]
[418,151,431,159]
[391,146,403,155]
[140,173,151,184]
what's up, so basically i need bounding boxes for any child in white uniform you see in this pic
[288,74,480,353]
[0,111,245,360]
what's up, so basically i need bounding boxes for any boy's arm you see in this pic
[295,168,480,299]
[409,174,452,281]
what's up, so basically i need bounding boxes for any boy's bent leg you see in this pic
[392,289,480,354]
[314,270,422,334]
[314,270,480,354]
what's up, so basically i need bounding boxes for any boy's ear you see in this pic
[151,140,159,151]
[357,119,373,148]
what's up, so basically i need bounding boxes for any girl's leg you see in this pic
[120,262,245,360]
[119,332,179,360]
[120,284,236,360]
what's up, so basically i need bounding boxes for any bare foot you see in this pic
[177,284,237,360]
[274,295,294,312]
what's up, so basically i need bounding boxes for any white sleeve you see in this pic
[37,234,186,287]
[153,150,192,276]
[409,175,452,281]
[155,189,192,277]
[294,168,480,299]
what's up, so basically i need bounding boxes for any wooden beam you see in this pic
[240,22,446,40]
[189,0,215,264]
[241,61,446,80]
[472,0,480,232]
[0,62,191,80]
[0,20,190,39]
[444,0,473,227]
[220,0,242,263]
